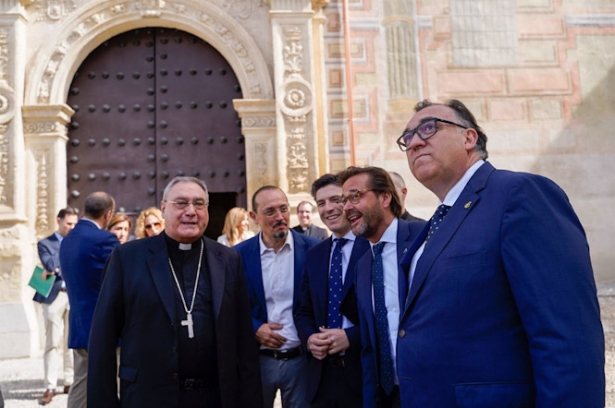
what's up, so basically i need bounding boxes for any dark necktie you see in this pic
[327,238,347,328]
[426,204,451,243]
[372,241,395,395]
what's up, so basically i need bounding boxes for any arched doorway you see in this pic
[65,27,246,239]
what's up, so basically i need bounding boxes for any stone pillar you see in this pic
[268,0,322,205]
[233,99,277,210]
[0,5,39,358]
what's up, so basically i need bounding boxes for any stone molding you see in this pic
[24,0,273,106]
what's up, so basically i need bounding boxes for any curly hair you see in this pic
[135,207,164,239]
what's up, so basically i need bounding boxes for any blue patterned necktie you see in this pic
[327,238,347,328]
[372,241,395,395]
[426,204,451,243]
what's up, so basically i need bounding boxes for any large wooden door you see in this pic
[66,28,246,238]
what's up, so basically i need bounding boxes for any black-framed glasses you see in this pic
[341,189,373,205]
[164,199,208,210]
[396,118,468,151]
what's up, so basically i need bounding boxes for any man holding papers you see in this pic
[34,207,78,405]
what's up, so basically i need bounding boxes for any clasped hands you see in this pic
[307,327,349,360]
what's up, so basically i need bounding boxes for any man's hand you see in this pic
[307,332,331,360]
[255,323,287,349]
[42,270,55,280]
[319,327,350,354]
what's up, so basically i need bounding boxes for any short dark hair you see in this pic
[311,173,340,200]
[84,192,115,219]
[337,166,403,218]
[57,207,77,220]
[251,185,284,213]
[415,99,488,160]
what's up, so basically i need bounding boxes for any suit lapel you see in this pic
[204,239,225,319]
[314,238,333,321]
[245,238,266,311]
[396,221,413,309]
[343,237,367,298]
[147,235,176,324]
[292,231,308,306]
[402,163,494,316]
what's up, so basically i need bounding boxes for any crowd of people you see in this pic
[32,99,605,408]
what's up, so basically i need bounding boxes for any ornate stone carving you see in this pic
[223,0,259,21]
[136,0,166,17]
[253,142,268,188]
[35,152,50,235]
[36,0,77,22]
[0,31,14,124]
[242,116,276,128]
[280,26,312,194]
[0,30,8,82]
[23,121,61,134]
[0,125,9,205]
[35,0,266,103]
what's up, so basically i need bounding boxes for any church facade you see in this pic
[0,0,613,357]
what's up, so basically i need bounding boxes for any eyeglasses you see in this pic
[396,118,468,151]
[341,189,373,205]
[164,199,208,210]
[261,205,289,217]
[145,222,161,230]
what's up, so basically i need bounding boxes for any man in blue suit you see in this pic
[396,99,605,407]
[338,166,425,408]
[60,192,119,408]
[235,186,320,408]
[34,207,78,405]
[295,174,370,407]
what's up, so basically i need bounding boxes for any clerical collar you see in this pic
[164,232,200,251]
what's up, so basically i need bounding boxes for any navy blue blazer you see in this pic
[59,219,119,349]
[295,234,371,402]
[354,219,425,408]
[88,234,262,408]
[234,229,320,333]
[34,233,64,304]
[397,162,605,407]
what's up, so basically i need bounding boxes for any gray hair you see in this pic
[162,177,208,200]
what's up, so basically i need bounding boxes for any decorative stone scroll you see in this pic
[0,125,8,205]
[35,0,77,22]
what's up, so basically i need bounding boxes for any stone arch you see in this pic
[25,0,273,106]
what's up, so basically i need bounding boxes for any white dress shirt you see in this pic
[259,232,300,349]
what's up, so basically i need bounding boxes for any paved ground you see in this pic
[2,290,615,407]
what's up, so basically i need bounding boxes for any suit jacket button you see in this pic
[399,329,406,338]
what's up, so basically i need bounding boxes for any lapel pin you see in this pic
[464,201,472,209]
[403,248,408,254]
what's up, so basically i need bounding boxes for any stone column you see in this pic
[0,5,39,358]
[268,0,322,205]
[233,99,277,209]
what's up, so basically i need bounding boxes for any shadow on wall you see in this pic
[530,63,615,287]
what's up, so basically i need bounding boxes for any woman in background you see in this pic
[217,207,254,247]
[135,207,164,239]
[107,212,132,244]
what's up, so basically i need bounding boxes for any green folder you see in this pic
[28,265,56,298]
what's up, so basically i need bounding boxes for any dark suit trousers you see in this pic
[377,385,400,408]
[310,358,362,408]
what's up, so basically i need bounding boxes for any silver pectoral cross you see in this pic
[181,313,194,338]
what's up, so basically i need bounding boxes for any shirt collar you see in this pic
[53,231,63,242]
[370,217,398,249]
[442,160,485,206]
[334,230,356,242]
[258,229,294,254]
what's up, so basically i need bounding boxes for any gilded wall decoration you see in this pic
[35,152,50,235]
